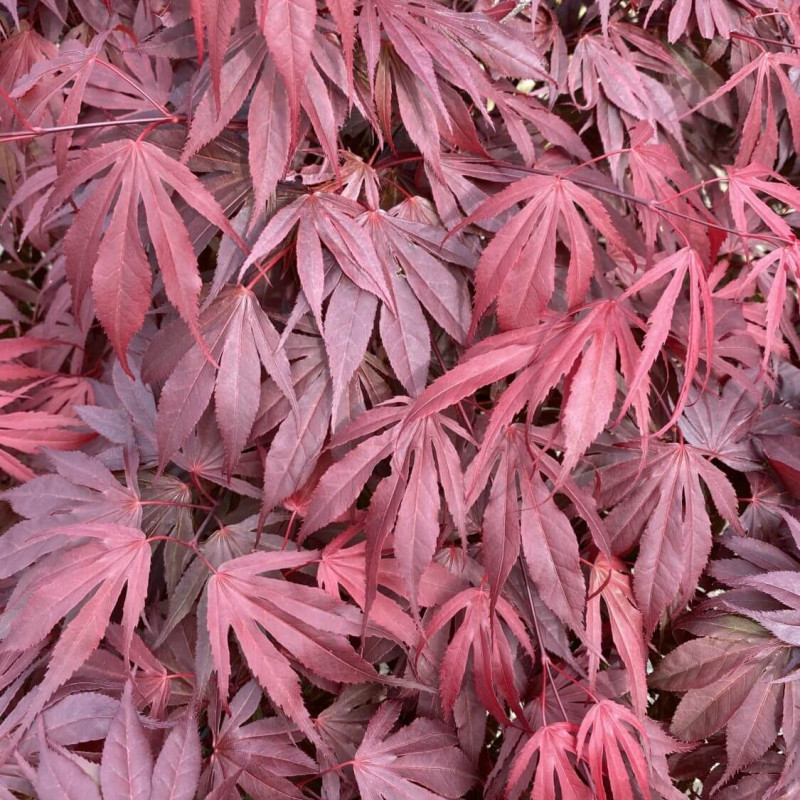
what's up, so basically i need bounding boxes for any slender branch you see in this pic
[654,204,787,245]
[381,175,413,200]
[0,115,183,144]
[190,472,218,507]
[487,159,793,247]
[731,30,800,51]
[352,130,787,248]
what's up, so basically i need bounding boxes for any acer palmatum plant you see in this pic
[1,0,800,798]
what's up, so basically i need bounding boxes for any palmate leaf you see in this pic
[651,628,778,694]
[208,680,315,799]
[677,379,761,471]
[596,439,744,633]
[300,398,470,619]
[69,683,201,800]
[567,22,687,167]
[182,26,348,199]
[256,0,316,139]
[150,707,203,800]
[717,240,800,369]
[359,0,549,175]
[651,538,798,785]
[617,247,716,433]
[21,691,118,752]
[506,722,591,800]
[36,737,103,800]
[645,0,732,42]
[402,300,645,529]
[725,164,800,240]
[423,584,535,723]
[576,700,652,800]
[46,138,246,372]
[241,192,394,326]
[352,702,477,800]
[365,209,473,394]
[318,529,464,647]
[0,524,150,733]
[0,411,94,482]
[142,285,296,470]
[460,174,633,332]
[0,449,143,579]
[205,549,382,742]
[625,122,723,259]
[193,0,348,165]
[463,426,587,631]
[687,50,800,168]
[668,657,781,762]
[587,555,648,718]
[202,0,241,109]
[652,622,783,763]
[100,682,154,800]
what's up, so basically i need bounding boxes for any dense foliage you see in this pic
[1,0,800,796]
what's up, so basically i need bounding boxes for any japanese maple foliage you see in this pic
[2,0,800,797]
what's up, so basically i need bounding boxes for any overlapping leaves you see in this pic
[1,0,800,797]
